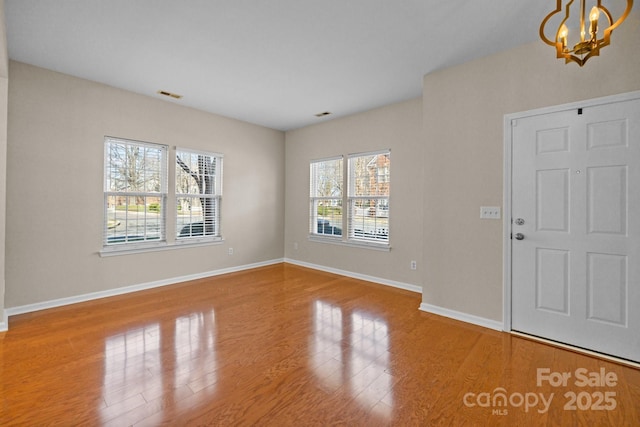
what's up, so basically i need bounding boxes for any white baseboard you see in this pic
[284,258,422,294]
[5,258,284,319]
[0,309,7,332]
[2,259,503,336]
[419,302,504,331]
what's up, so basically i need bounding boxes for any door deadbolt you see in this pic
[515,218,525,226]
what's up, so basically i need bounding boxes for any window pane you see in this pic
[348,198,389,242]
[312,199,343,236]
[104,195,164,244]
[176,149,222,240]
[349,153,390,197]
[310,158,342,198]
[105,141,164,193]
[104,137,167,246]
[176,196,220,238]
[176,151,218,195]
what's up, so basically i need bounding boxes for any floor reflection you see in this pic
[100,309,217,423]
[312,300,344,389]
[350,311,392,416]
[100,323,162,423]
[311,300,393,418]
[174,310,218,403]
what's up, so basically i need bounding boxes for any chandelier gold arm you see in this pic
[600,0,633,47]
[539,0,567,46]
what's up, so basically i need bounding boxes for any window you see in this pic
[348,150,390,244]
[176,149,223,241]
[309,150,390,247]
[103,137,224,252]
[310,157,343,237]
[104,137,167,246]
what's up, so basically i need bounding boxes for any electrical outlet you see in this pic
[228,247,234,255]
[480,206,501,219]
[293,242,299,250]
[410,260,417,270]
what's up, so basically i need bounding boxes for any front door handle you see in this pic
[514,233,525,240]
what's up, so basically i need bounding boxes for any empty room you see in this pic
[1,1,639,425]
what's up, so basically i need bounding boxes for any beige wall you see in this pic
[422,14,640,321]
[284,98,423,287]
[6,61,285,308]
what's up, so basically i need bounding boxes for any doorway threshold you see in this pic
[510,330,640,370]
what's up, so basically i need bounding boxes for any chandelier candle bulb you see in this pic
[559,24,569,50]
[590,6,599,34]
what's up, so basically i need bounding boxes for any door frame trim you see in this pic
[502,90,640,332]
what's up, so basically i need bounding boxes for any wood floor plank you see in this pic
[0,263,638,426]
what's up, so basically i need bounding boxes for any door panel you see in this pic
[537,168,569,232]
[511,98,640,362]
[587,252,627,326]
[536,248,569,315]
[587,165,627,235]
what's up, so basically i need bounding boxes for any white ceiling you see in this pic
[5,1,552,131]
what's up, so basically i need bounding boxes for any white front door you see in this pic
[511,97,640,363]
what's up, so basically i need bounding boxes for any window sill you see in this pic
[308,235,391,252]
[99,238,224,257]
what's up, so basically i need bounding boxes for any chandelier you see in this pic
[540,0,634,66]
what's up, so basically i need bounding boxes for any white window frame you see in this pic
[103,137,168,251]
[309,150,390,250]
[175,148,223,243]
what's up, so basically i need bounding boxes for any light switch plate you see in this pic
[480,206,501,219]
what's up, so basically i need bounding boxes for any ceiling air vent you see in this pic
[157,90,183,99]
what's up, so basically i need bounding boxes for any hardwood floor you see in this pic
[1,263,638,426]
